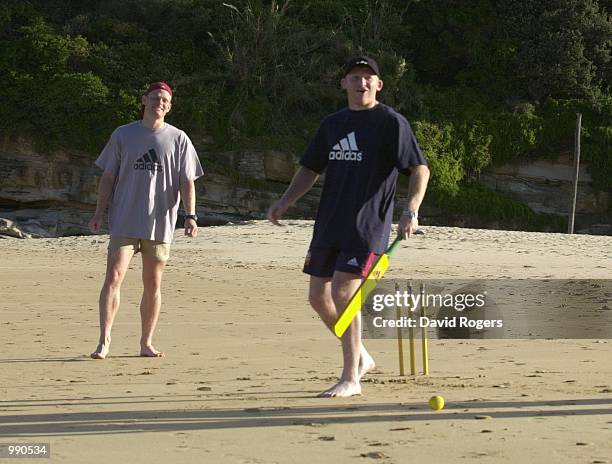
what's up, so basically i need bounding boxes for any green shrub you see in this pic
[538,99,583,157]
[0,0,609,227]
[0,16,137,152]
[433,183,567,231]
[413,120,464,195]
[486,108,541,165]
[456,120,492,177]
[584,126,612,192]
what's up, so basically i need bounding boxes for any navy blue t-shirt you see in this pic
[300,103,427,254]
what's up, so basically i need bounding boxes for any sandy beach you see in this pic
[1,221,611,463]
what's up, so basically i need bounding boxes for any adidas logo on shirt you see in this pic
[134,149,163,172]
[329,132,363,161]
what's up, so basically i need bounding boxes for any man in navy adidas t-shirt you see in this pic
[268,56,430,397]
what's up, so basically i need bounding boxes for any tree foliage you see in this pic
[499,0,612,100]
[0,0,610,200]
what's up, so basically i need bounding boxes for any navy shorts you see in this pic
[303,248,378,278]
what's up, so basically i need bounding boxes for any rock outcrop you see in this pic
[1,139,609,238]
[480,155,611,234]
[0,139,321,237]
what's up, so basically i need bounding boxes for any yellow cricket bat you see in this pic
[334,236,403,337]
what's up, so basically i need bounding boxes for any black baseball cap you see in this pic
[343,56,380,76]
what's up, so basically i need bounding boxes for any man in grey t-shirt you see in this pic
[89,81,204,359]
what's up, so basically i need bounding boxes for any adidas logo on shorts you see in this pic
[329,132,363,161]
[134,149,163,172]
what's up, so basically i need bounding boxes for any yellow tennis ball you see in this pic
[429,395,445,411]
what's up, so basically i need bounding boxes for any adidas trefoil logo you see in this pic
[134,149,163,172]
[329,131,363,161]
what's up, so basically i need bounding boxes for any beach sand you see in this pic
[1,221,611,463]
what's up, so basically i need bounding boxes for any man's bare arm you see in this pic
[405,164,430,212]
[180,179,198,237]
[89,170,116,233]
[267,166,320,226]
[399,164,430,239]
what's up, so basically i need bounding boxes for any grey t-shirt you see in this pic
[95,121,204,243]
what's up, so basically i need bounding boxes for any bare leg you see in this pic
[309,273,375,397]
[91,247,134,359]
[139,253,166,357]
[309,276,376,379]
[308,276,336,328]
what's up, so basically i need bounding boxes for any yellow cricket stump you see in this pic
[420,282,430,375]
[395,282,405,376]
[401,281,429,376]
[407,282,417,375]
[421,325,429,375]
[408,323,417,375]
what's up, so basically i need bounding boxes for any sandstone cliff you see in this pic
[0,138,609,238]
[0,138,321,238]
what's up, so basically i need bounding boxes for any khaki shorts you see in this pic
[108,236,171,262]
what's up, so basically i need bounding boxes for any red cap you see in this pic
[145,82,173,96]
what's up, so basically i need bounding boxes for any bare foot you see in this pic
[140,345,165,357]
[318,380,362,398]
[91,343,110,359]
[358,347,376,380]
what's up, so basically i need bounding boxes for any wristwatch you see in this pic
[401,210,418,219]
[185,214,198,222]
